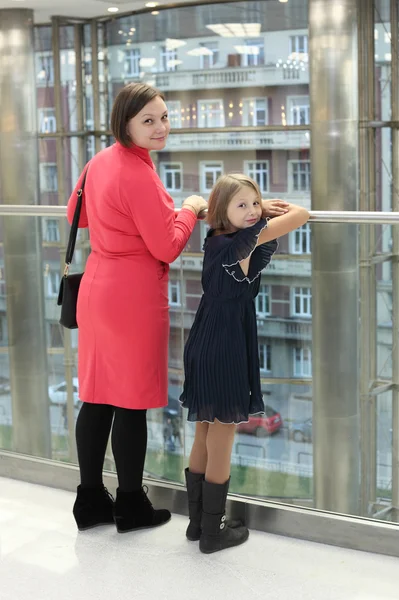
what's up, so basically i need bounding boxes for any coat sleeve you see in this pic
[67,168,89,228]
[121,171,197,264]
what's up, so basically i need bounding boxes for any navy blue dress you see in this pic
[180,218,278,424]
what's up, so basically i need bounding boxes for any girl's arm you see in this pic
[257,203,309,245]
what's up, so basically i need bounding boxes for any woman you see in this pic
[68,82,207,533]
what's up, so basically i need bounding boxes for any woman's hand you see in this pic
[182,195,208,219]
[262,199,289,218]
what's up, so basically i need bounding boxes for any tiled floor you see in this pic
[0,477,398,600]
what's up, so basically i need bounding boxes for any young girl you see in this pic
[180,174,309,554]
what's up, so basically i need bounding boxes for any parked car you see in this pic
[291,418,312,443]
[236,405,283,437]
[48,378,81,407]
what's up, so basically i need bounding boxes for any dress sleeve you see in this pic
[120,167,197,264]
[222,218,278,283]
[67,167,89,228]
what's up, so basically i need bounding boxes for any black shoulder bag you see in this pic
[57,169,88,329]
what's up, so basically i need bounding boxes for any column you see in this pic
[309,0,360,514]
[0,9,51,457]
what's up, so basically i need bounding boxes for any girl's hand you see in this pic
[262,199,289,218]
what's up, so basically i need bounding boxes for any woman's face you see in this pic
[126,96,171,150]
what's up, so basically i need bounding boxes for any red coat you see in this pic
[67,142,196,409]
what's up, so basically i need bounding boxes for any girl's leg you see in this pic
[189,422,209,474]
[205,419,236,484]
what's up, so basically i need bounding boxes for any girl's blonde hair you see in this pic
[206,173,262,231]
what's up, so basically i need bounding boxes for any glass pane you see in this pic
[374,0,392,121]
[105,2,309,128]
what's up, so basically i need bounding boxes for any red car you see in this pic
[237,405,283,437]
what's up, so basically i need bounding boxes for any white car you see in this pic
[48,378,81,407]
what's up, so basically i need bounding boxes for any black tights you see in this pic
[75,402,148,492]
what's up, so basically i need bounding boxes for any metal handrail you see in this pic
[0,205,398,224]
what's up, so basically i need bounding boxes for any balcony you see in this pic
[155,65,309,91]
[257,316,312,340]
[163,129,310,152]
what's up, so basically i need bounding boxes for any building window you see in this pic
[288,96,310,125]
[201,162,223,192]
[40,164,58,192]
[46,269,60,297]
[167,100,182,128]
[290,223,311,254]
[289,35,308,58]
[198,100,225,128]
[161,47,178,72]
[242,97,268,126]
[292,287,312,317]
[160,163,182,192]
[255,285,271,317]
[38,108,56,134]
[293,346,312,377]
[259,343,271,373]
[36,54,54,84]
[291,161,311,192]
[44,219,60,242]
[125,48,140,77]
[200,42,219,69]
[168,280,181,306]
[245,161,269,194]
[242,38,265,66]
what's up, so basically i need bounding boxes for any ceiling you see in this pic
[0,0,198,23]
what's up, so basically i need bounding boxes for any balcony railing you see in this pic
[155,65,309,91]
[163,129,310,152]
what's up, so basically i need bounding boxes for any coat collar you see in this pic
[115,141,154,169]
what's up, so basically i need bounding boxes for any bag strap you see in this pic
[64,167,89,276]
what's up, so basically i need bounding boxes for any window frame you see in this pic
[168,280,181,307]
[124,48,141,78]
[289,160,311,193]
[290,223,311,254]
[200,161,223,193]
[44,218,60,243]
[197,99,225,128]
[244,160,270,194]
[39,163,58,193]
[160,162,183,192]
[255,284,271,317]
[259,343,272,373]
[291,286,312,318]
[38,107,56,134]
[293,346,312,377]
[287,95,310,126]
[242,97,268,126]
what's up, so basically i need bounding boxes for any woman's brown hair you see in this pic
[206,174,262,231]
[111,82,165,147]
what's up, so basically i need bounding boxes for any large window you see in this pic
[245,161,269,194]
[290,161,311,192]
[255,285,271,317]
[40,164,58,192]
[259,343,272,373]
[290,223,311,254]
[167,101,182,128]
[242,98,268,126]
[168,280,181,306]
[125,49,140,77]
[293,346,312,377]
[289,35,308,58]
[292,287,312,317]
[46,269,60,298]
[241,38,265,66]
[201,162,223,192]
[36,53,54,85]
[288,96,310,125]
[160,163,182,192]
[38,108,56,133]
[200,42,219,69]
[44,219,60,243]
[161,47,178,72]
[198,100,225,128]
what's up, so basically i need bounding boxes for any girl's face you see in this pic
[126,96,171,150]
[226,185,262,231]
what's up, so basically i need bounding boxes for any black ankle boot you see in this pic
[199,479,249,554]
[114,486,171,533]
[185,469,242,542]
[73,485,115,531]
